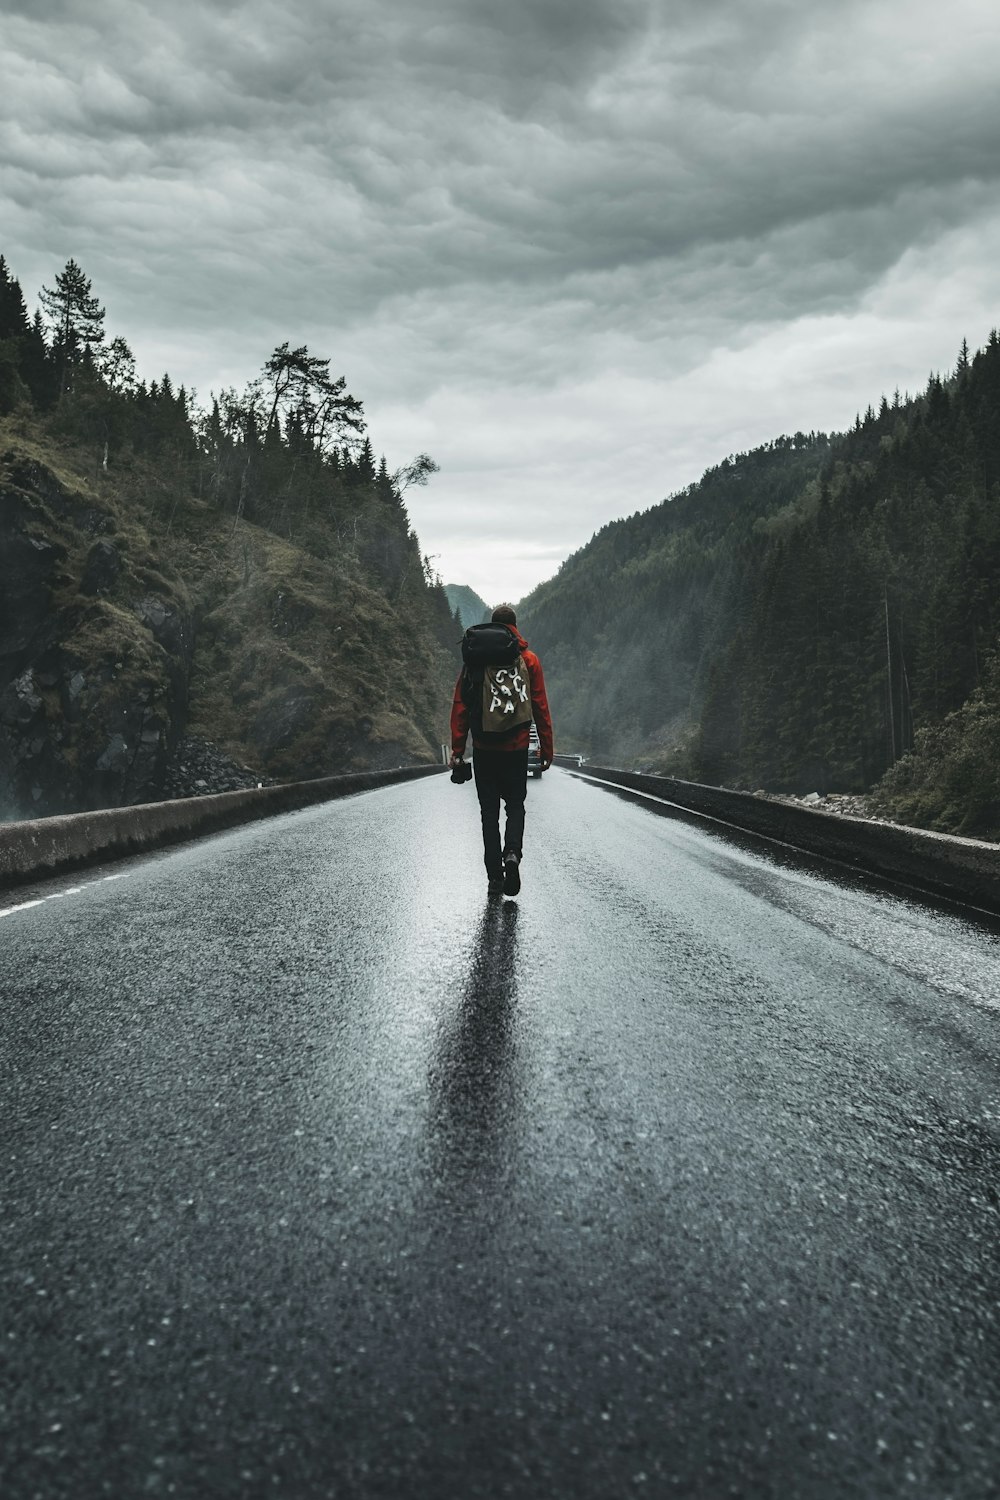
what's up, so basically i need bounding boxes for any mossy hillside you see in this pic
[0,433,188,810]
[869,658,1000,840]
[0,415,453,814]
[189,527,447,773]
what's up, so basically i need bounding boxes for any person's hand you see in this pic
[449,752,464,769]
[540,758,551,773]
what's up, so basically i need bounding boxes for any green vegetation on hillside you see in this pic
[0,254,457,816]
[445,583,490,631]
[520,335,1000,838]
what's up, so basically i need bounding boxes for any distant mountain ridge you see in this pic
[445,584,490,630]
[519,331,1000,838]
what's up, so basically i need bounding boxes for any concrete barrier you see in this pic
[0,764,448,890]
[570,765,1000,916]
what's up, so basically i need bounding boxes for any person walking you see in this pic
[450,604,554,897]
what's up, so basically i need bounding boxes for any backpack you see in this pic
[460,623,533,742]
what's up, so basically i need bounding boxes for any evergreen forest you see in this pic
[0,254,459,817]
[519,335,1000,837]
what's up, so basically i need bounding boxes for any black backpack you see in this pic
[460,624,532,742]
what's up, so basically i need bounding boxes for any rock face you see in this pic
[80,539,122,595]
[0,436,453,821]
[0,452,195,818]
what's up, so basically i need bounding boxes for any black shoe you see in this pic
[487,876,504,897]
[502,851,521,896]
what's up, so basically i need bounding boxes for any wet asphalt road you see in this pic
[2,770,1000,1500]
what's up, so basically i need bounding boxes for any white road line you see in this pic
[0,871,131,919]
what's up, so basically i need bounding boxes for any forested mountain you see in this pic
[520,334,1000,836]
[0,254,457,818]
[445,583,490,630]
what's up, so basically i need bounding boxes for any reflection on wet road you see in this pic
[2,769,1000,1499]
[430,901,521,1192]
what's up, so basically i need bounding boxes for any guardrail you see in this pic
[569,764,1000,916]
[0,764,448,890]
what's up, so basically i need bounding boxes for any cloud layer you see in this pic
[3,0,999,596]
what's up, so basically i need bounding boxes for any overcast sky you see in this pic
[2,0,999,601]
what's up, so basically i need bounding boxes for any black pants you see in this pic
[473,748,528,879]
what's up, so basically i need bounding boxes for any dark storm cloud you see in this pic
[2,0,998,593]
[8,0,997,320]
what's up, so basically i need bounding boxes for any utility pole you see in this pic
[884,582,896,764]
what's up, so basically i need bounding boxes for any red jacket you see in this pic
[451,628,554,760]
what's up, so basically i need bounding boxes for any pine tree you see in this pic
[357,436,376,483]
[0,256,30,342]
[956,337,970,379]
[39,259,105,395]
[0,256,32,413]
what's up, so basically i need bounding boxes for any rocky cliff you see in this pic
[0,425,454,819]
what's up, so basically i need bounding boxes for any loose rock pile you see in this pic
[816,792,877,820]
[164,736,275,800]
[758,789,884,822]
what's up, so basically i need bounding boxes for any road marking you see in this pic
[570,771,1000,921]
[0,898,47,918]
[0,871,130,919]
